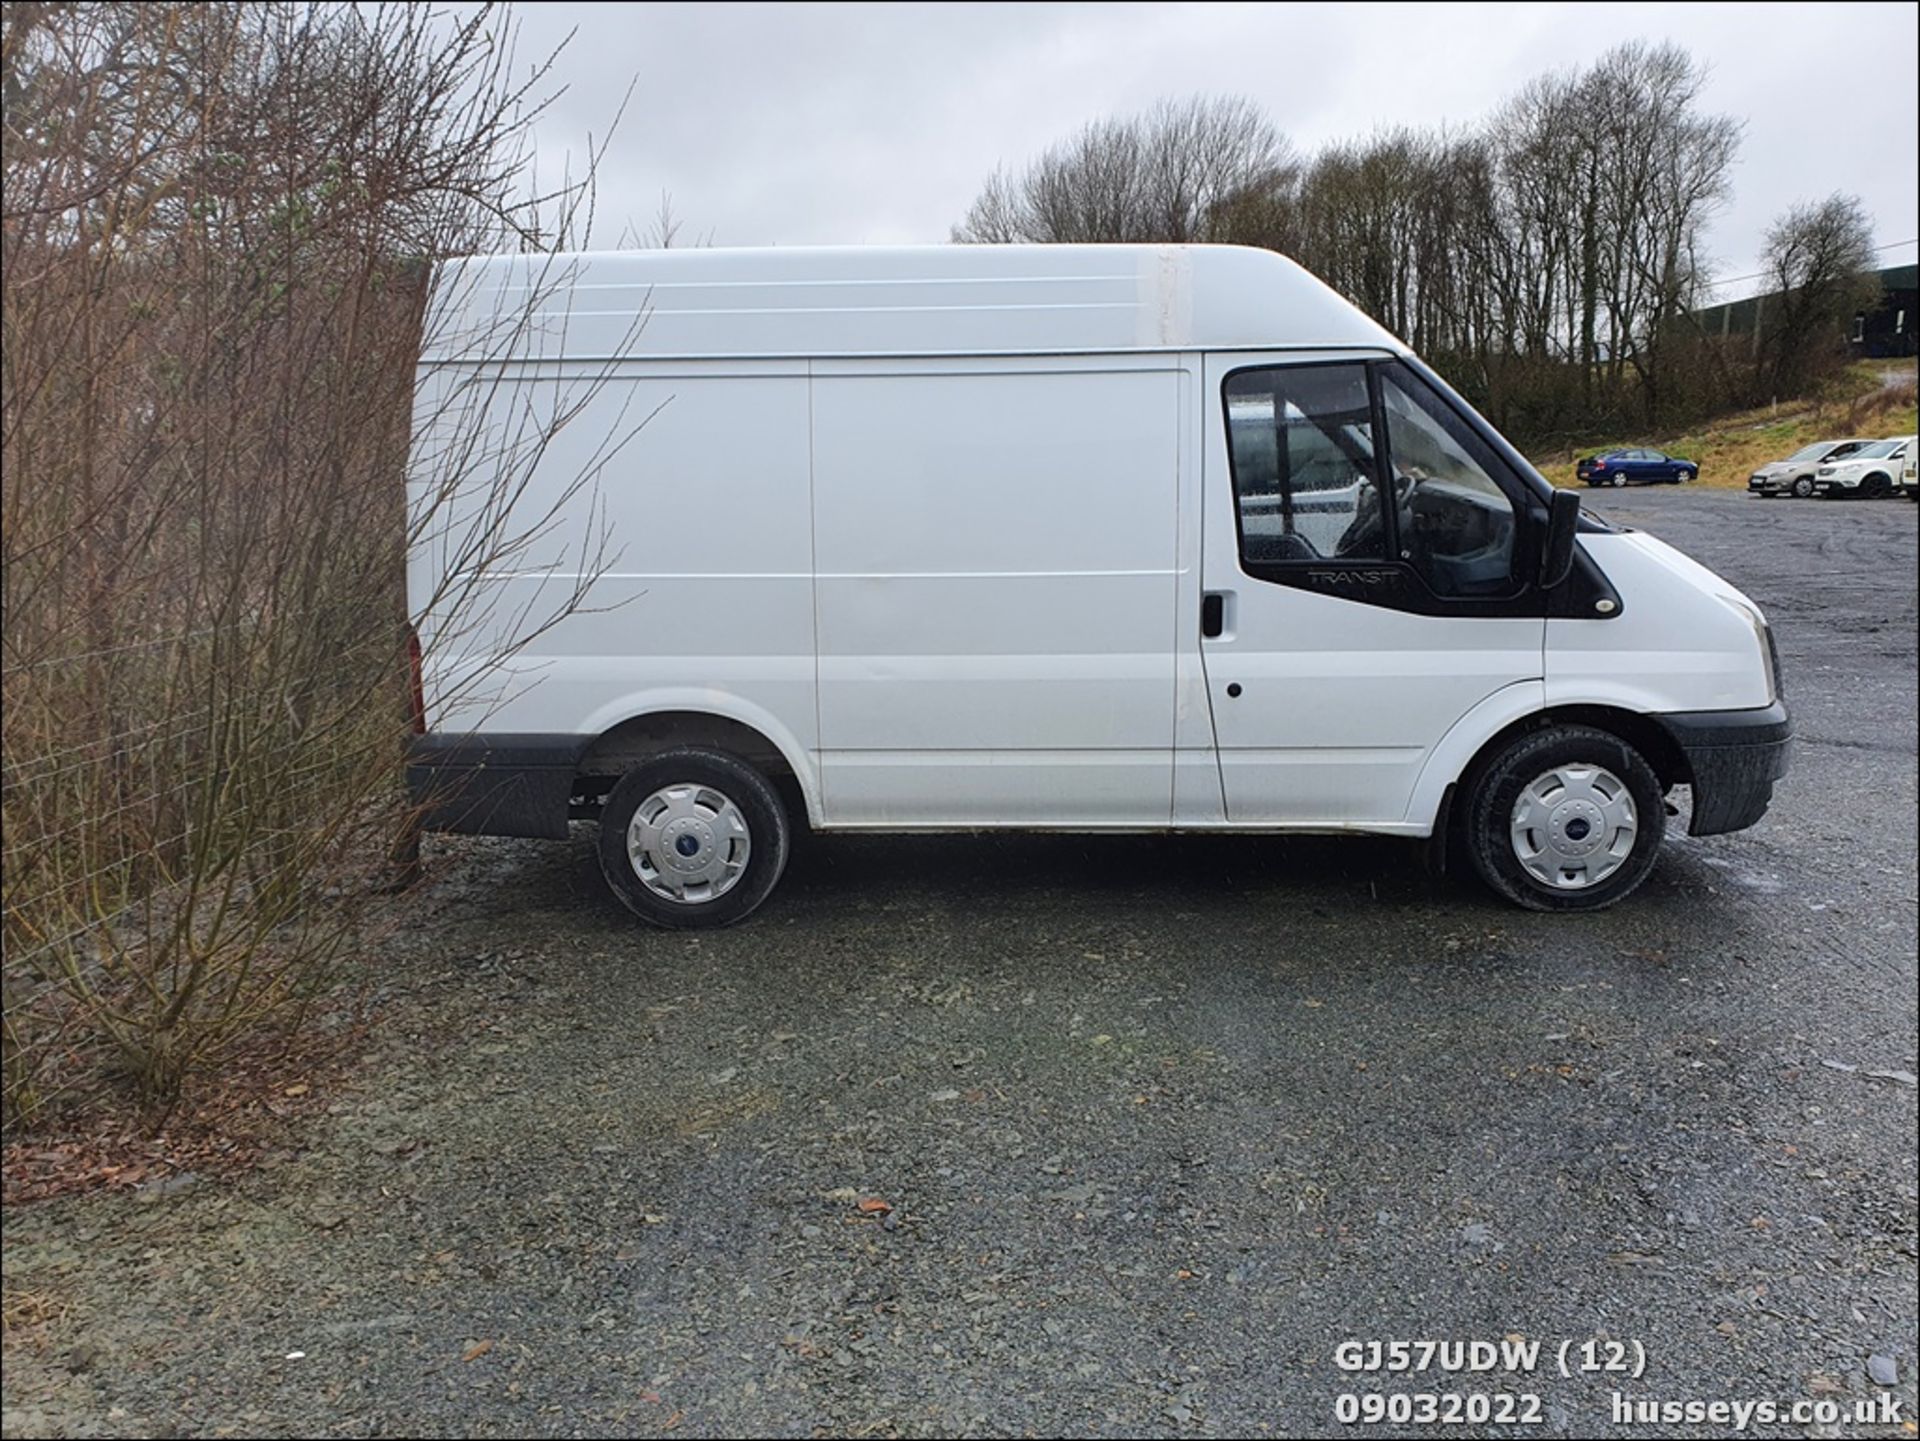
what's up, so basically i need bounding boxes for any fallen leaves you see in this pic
[0,1289,68,1354]
[1,1016,366,1206]
[461,1339,493,1363]
[856,1198,892,1215]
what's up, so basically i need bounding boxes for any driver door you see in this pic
[1198,353,1546,826]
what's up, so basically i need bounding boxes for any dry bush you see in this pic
[1842,373,1918,435]
[2,2,627,1127]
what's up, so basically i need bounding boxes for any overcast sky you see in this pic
[502,1,1919,299]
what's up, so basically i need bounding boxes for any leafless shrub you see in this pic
[1,2,631,1126]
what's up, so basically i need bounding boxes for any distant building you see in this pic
[1694,262,1917,359]
[1850,263,1917,358]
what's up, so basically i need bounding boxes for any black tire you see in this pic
[1609,473,1626,488]
[596,747,790,929]
[1463,724,1666,912]
[1860,472,1892,499]
[1790,475,1814,498]
[1673,467,1693,483]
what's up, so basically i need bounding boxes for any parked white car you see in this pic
[1812,436,1915,498]
[406,245,1790,923]
[1747,437,1873,498]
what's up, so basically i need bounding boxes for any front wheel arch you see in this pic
[1457,705,1691,806]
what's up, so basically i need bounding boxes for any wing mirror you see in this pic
[1538,487,1582,589]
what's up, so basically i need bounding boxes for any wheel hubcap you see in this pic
[1509,763,1638,890]
[627,783,751,903]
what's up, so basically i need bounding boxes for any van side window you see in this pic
[1224,365,1386,565]
[1378,367,1519,598]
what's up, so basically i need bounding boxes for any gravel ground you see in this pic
[4,489,1916,1440]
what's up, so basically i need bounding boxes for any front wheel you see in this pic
[597,748,791,928]
[1673,467,1694,483]
[1790,476,1815,498]
[1463,725,1666,911]
[1860,473,1892,499]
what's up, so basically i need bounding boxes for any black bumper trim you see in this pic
[407,733,589,841]
[1654,701,1793,837]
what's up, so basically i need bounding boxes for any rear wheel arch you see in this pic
[576,710,815,827]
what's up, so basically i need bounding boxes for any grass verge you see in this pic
[1529,362,1919,489]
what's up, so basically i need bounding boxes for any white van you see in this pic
[406,245,1790,924]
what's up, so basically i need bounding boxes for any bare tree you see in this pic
[953,96,1295,245]
[1576,43,1740,424]
[620,189,711,249]
[1487,72,1582,361]
[1288,129,1481,356]
[1757,193,1880,397]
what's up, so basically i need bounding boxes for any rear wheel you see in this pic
[1464,724,1666,912]
[1609,473,1626,488]
[597,747,790,928]
[1790,475,1815,498]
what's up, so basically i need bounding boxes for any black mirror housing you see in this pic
[1538,487,1581,589]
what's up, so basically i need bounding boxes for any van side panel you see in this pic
[811,361,1181,825]
[413,362,817,759]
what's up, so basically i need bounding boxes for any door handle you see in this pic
[1202,591,1228,639]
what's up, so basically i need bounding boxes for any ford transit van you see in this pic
[406,245,1790,924]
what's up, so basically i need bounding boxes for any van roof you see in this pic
[422,244,1406,363]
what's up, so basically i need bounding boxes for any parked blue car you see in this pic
[1576,448,1698,486]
